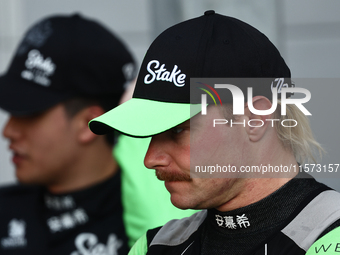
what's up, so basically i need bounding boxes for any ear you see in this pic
[75,105,106,144]
[244,96,274,142]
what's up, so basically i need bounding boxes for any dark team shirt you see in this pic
[142,173,340,255]
[0,171,129,255]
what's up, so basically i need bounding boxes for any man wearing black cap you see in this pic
[90,11,340,255]
[0,14,136,254]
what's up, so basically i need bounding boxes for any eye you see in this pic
[171,126,184,134]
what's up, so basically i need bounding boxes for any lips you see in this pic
[9,146,27,166]
[12,153,25,166]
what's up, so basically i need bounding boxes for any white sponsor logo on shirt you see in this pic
[215,213,250,229]
[71,233,122,255]
[45,195,76,210]
[1,219,27,249]
[47,208,88,233]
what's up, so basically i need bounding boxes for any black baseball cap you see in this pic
[0,13,136,116]
[89,10,291,137]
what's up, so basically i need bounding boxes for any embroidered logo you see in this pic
[45,195,75,210]
[21,49,56,86]
[47,208,88,233]
[70,233,122,255]
[1,219,27,249]
[17,20,53,56]
[270,77,292,93]
[122,63,135,81]
[215,214,250,229]
[236,214,251,228]
[144,60,186,87]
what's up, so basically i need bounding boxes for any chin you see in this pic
[15,171,27,183]
[170,195,194,210]
[16,172,40,185]
[16,177,34,185]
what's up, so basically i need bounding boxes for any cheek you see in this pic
[28,123,74,163]
[174,144,191,172]
[204,178,238,200]
[190,127,218,169]
[190,127,239,174]
[198,178,232,193]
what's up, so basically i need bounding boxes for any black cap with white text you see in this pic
[90,10,292,137]
[0,13,136,115]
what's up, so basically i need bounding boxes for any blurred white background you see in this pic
[0,0,339,190]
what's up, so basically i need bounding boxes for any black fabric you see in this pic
[249,232,306,255]
[0,171,128,255]
[145,175,339,255]
[146,227,161,248]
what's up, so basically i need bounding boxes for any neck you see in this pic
[217,135,299,212]
[47,141,118,194]
[216,177,293,212]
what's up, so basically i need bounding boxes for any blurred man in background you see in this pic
[0,12,198,254]
[0,14,136,254]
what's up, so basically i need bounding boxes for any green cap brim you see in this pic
[89,98,201,138]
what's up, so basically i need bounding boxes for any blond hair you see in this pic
[273,102,324,164]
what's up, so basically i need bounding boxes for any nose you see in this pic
[144,134,171,169]
[2,116,21,141]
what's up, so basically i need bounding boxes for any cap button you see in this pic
[204,10,215,16]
